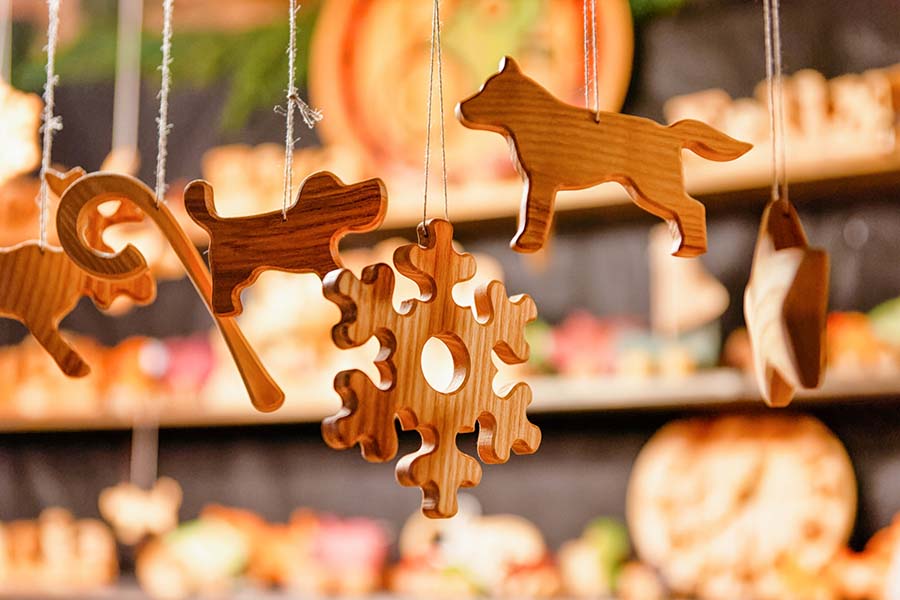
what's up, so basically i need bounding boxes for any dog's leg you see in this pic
[512,177,557,253]
[29,320,90,377]
[628,175,707,258]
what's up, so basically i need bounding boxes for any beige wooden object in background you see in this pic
[322,219,541,518]
[456,57,752,255]
[184,171,387,317]
[744,199,829,407]
[54,170,284,412]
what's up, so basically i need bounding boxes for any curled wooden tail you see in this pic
[669,119,753,161]
[56,171,285,413]
[183,180,220,230]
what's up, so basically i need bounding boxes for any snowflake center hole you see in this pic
[421,333,469,394]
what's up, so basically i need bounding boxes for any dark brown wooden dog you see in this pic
[457,57,752,255]
[185,171,387,317]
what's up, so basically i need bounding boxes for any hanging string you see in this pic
[279,0,322,220]
[36,0,62,250]
[112,0,143,170]
[421,0,450,232]
[582,0,600,120]
[154,0,174,204]
[763,0,787,204]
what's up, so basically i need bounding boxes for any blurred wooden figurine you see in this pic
[184,171,387,317]
[456,57,752,255]
[744,200,828,406]
[0,170,155,377]
[99,477,182,545]
[55,169,285,412]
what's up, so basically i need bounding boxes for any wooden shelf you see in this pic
[377,149,900,231]
[3,370,900,433]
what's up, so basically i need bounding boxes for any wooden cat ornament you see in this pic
[184,171,387,317]
[0,169,156,377]
[456,57,753,255]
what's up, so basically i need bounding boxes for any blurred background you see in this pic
[0,0,899,598]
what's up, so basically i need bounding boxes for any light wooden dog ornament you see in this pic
[54,169,284,412]
[457,57,752,255]
[0,169,155,377]
[184,171,387,317]
[744,199,828,407]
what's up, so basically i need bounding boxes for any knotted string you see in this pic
[154,0,174,204]
[421,0,449,234]
[278,0,322,220]
[763,0,788,205]
[36,0,62,250]
[583,0,600,121]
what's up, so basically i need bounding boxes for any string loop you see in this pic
[37,0,62,250]
[421,0,449,234]
[279,1,322,221]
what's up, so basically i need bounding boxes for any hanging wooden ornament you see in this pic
[0,170,155,378]
[184,171,387,317]
[744,200,828,407]
[54,169,285,412]
[456,57,753,255]
[322,219,541,518]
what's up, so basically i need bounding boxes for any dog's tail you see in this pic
[183,180,221,230]
[669,119,753,161]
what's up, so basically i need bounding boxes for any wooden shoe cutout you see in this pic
[322,219,541,518]
[0,170,155,377]
[184,171,387,317]
[744,199,828,407]
[456,57,753,255]
[55,170,285,412]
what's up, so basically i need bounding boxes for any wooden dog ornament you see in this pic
[456,57,753,255]
[185,171,387,317]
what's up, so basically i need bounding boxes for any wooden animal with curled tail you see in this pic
[54,169,285,412]
[0,169,155,377]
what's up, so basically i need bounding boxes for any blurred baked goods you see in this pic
[0,508,117,594]
[558,517,630,597]
[627,414,857,600]
[390,499,560,597]
[0,79,41,188]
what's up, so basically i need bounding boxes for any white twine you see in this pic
[763,0,787,203]
[421,0,449,231]
[279,0,322,220]
[583,0,600,119]
[154,0,174,204]
[37,0,62,250]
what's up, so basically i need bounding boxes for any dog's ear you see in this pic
[500,56,522,74]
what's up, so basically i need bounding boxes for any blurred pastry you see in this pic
[627,414,856,600]
[99,477,183,545]
[558,517,630,597]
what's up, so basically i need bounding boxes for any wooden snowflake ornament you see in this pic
[456,57,752,255]
[744,200,829,407]
[322,219,541,518]
[184,171,387,317]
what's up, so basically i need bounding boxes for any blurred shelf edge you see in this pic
[0,585,405,600]
[376,149,900,230]
[3,370,900,433]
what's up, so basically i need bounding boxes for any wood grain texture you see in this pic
[744,199,829,407]
[322,218,541,518]
[54,170,285,412]
[456,57,753,255]
[184,171,387,317]
[0,242,154,377]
